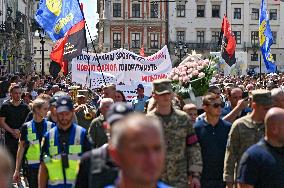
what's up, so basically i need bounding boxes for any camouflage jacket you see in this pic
[88,115,108,148]
[147,108,202,188]
[223,114,265,183]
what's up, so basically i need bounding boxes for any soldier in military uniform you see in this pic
[223,89,272,188]
[147,79,202,188]
[88,98,114,148]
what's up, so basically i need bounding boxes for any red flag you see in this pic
[221,16,236,67]
[50,20,86,71]
[139,45,145,57]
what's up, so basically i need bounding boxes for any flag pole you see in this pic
[259,53,262,82]
[76,0,106,86]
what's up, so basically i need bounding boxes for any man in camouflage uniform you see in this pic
[223,89,272,188]
[88,98,113,147]
[147,79,202,188]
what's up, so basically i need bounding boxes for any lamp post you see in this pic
[39,30,45,75]
[174,42,188,65]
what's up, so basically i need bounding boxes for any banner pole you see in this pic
[259,53,262,82]
[76,0,106,86]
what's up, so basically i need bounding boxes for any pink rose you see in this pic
[187,68,193,74]
[191,62,198,68]
[183,76,189,83]
[198,72,206,78]
[204,59,210,65]
[197,65,204,71]
[182,67,187,72]
[181,71,187,76]
[173,75,179,81]
[179,77,183,81]
[192,70,199,76]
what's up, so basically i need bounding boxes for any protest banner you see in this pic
[71,46,172,87]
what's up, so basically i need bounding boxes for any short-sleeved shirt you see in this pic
[132,95,149,112]
[237,139,284,188]
[0,101,30,140]
[194,117,231,182]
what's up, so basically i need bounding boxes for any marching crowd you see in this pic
[0,72,283,188]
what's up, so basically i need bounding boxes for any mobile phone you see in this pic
[242,91,249,99]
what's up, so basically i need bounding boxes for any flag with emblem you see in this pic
[220,15,236,67]
[259,0,276,73]
[35,0,83,41]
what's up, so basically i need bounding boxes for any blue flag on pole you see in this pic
[35,0,83,41]
[259,0,276,73]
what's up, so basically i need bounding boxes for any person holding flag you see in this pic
[259,0,276,73]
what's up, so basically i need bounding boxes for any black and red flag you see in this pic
[220,15,236,67]
[50,19,86,75]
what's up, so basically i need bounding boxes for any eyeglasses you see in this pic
[210,103,222,108]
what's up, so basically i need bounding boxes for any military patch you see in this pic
[187,134,198,146]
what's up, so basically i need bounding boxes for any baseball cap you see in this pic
[56,95,74,113]
[106,102,133,126]
[251,89,272,106]
[137,84,144,90]
[152,79,172,95]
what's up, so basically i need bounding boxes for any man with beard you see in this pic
[38,95,91,188]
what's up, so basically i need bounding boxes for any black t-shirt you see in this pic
[20,120,46,144]
[237,139,284,188]
[0,101,30,139]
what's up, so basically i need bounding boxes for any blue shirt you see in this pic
[194,117,231,182]
[132,95,149,112]
[237,139,284,188]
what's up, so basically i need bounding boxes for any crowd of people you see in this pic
[0,72,283,188]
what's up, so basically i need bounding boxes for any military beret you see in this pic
[152,79,172,95]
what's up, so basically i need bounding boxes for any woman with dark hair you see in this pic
[115,90,127,102]
[21,92,32,105]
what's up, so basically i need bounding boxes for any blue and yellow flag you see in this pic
[35,0,83,41]
[259,0,276,73]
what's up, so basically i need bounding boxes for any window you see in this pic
[150,33,159,49]
[113,3,121,17]
[197,5,205,17]
[270,9,277,20]
[211,31,220,43]
[197,31,205,43]
[177,5,185,17]
[150,3,158,18]
[251,8,259,20]
[251,31,259,45]
[113,33,121,48]
[272,31,277,44]
[33,47,37,55]
[251,53,258,61]
[131,33,140,48]
[212,5,220,18]
[177,31,185,42]
[234,8,241,19]
[272,54,276,61]
[233,31,241,44]
[132,4,140,18]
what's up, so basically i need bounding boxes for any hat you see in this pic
[56,95,74,113]
[106,102,133,126]
[137,84,144,90]
[251,89,272,106]
[152,79,172,95]
[50,91,68,106]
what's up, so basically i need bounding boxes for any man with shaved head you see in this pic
[237,107,284,188]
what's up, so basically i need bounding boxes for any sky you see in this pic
[79,0,99,42]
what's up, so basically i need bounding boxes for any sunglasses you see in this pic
[210,103,222,108]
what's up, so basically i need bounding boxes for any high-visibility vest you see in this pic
[44,124,85,188]
[26,119,54,167]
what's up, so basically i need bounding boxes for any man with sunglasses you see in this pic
[223,89,272,188]
[194,92,231,188]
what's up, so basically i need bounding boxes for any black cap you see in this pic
[137,84,144,89]
[106,102,133,126]
[56,95,73,113]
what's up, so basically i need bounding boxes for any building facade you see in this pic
[168,0,284,72]
[97,0,167,55]
[0,0,36,74]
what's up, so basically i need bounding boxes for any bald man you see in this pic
[237,107,284,188]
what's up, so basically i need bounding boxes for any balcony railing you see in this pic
[169,41,220,51]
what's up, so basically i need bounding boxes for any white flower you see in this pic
[198,72,206,78]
